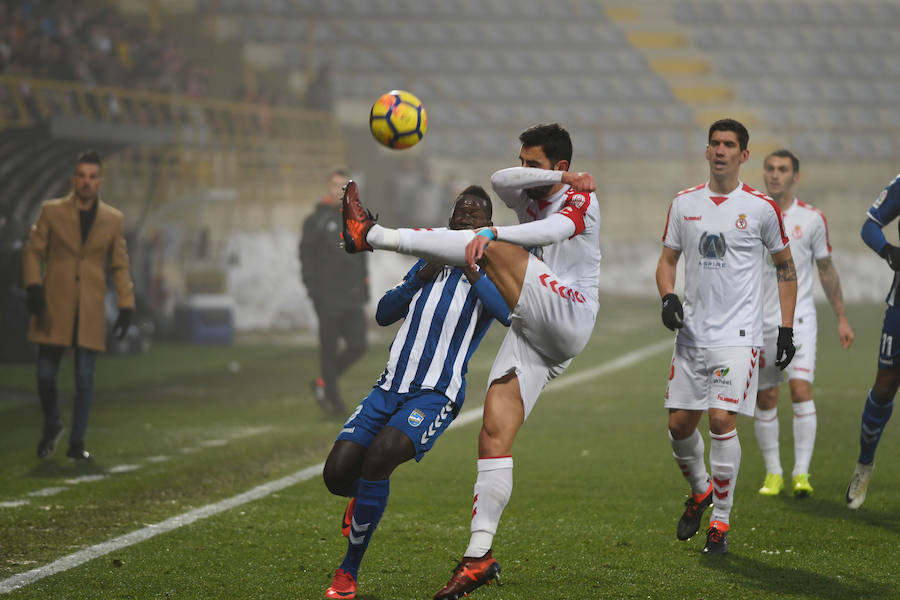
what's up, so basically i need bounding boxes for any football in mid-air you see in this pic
[369,90,427,149]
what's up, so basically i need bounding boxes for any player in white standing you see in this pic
[754,149,854,498]
[341,123,600,598]
[656,119,798,555]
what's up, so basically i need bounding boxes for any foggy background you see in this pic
[2,0,899,354]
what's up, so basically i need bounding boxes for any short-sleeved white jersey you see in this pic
[492,168,602,307]
[662,181,789,347]
[762,198,832,330]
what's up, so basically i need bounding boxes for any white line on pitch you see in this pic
[0,338,670,594]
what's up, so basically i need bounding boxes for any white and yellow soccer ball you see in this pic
[369,90,427,149]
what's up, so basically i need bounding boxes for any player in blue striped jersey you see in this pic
[848,173,900,509]
[322,186,510,600]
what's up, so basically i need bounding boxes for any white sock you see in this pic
[465,456,513,558]
[366,224,400,250]
[753,406,782,476]
[792,399,817,477]
[397,228,473,266]
[669,430,709,495]
[709,429,741,524]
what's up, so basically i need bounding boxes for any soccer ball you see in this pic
[369,90,427,149]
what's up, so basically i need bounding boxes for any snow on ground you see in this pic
[223,233,887,333]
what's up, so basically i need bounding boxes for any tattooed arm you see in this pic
[772,247,798,329]
[816,256,855,348]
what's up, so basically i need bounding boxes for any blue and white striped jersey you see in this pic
[375,259,509,406]
[865,174,900,305]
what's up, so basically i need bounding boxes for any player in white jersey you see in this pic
[341,123,601,598]
[656,119,798,555]
[754,150,854,499]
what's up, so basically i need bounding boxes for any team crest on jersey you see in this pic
[407,409,425,427]
[566,190,588,209]
[792,225,803,239]
[735,214,748,230]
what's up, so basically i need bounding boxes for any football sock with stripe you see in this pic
[465,456,513,558]
[858,390,894,465]
[670,429,709,495]
[709,429,740,525]
[753,406,782,476]
[339,478,389,579]
[792,400,816,476]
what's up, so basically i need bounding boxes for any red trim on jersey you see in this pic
[559,189,590,236]
[662,202,673,242]
[744,183,789,245]
[709,195,728,206]
[798,199,832,253]
[676,182,706,197]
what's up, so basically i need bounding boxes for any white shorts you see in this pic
[664,344,760,417]
[759,312,818,390]
[487,254,597,419]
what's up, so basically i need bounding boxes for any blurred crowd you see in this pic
[0,1,211,97]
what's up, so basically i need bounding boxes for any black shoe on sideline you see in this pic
[66,441,94,462]
[37,424,65,459]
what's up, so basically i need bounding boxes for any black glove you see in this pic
[661,293,684,331]
[879,243,900,271]
[775,326,795,370]
[113,308,133,341]
[26,284,45,315]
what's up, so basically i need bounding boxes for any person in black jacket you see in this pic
[300,167,368,415]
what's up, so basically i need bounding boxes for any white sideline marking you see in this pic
[26,487,68,498]
[0,464,322,594]
[0,338,670,594]
[107,465,142,474]
[0,500,29,508]
[64,475,107,485]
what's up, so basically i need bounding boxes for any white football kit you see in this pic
[489,167,601,418]
[662,181,789,416]
[759,198,831,388]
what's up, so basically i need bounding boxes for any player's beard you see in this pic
[525,184,554,201]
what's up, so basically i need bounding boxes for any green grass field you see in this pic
[1,296,897,599]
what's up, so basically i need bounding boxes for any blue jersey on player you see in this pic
[863,174,900,306]
[338,259,509,460]
[375,259,510,404]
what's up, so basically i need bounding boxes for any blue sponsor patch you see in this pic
[407,409,425,427]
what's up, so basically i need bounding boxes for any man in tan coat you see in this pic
[24,150,135,461]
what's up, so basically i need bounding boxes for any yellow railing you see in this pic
[0,75,342,155]
[0,76,345,219]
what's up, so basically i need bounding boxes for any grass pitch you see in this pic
[0,297,897,599]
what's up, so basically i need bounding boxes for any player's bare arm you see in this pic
[655,246,681,296]
[816,256,855,348]
[773,248,798,328]
[417,262,445,281]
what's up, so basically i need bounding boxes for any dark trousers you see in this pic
[37,344,98,444]
[315,302,367,410]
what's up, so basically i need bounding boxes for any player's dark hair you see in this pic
[519,123,573,167]
[77,150,102,168]
[767,149,800,173]
[458,184,493,220]
[708,118,749,151]
[329,166,351,179]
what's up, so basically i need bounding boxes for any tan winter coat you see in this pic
[23,193,135,351]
